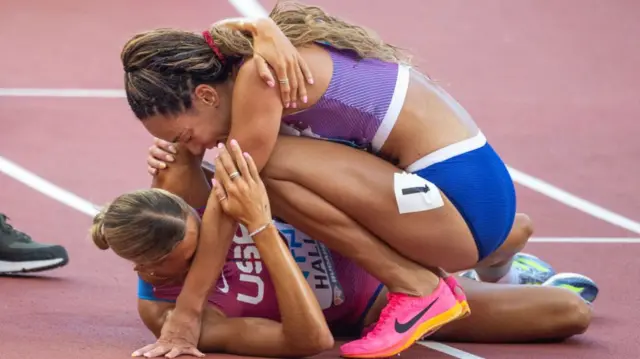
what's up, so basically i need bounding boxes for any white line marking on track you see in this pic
[2,98,638,237]
[530,237,640,243]
[0,88,125,98]
[228,0,269,17]
[0,156,100,216]
[0,3,630,358]
[418,341,486,359]
[508,167,640,235]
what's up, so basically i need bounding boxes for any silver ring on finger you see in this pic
[229,171,241,180]
[279,78,289,84]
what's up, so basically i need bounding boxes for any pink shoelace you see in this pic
[361,292,406,340]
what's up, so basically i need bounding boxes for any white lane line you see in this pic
[530,237,640,243]
[2,90,639,236]
[228,0,269,17]
[0,88,125,98]
[418,341,486,359]
[508,167,640,235]
[0,156,100,216]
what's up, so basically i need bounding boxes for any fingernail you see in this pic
[212,178,217,186]
[168,145,176,153]
[267,81,274,87]
[166,155,174,162]
[308,78,314,84]
[243,152,250,158]
[284,102,290,108]
[217,142,224,149]
[303,96,308,103]
[159,163,166,169]
[291,102,297,108]
[131,352,140,357]
[230,139,238,147]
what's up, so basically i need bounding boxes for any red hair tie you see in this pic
[202,30,225,64]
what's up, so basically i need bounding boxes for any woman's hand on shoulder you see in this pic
[219,17,313,109]
[211,139,272,232]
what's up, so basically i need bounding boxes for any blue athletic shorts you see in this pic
[407,132,516,260]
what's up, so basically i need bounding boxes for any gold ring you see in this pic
[278,78,289,84]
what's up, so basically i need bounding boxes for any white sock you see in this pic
[496,267,520,284]
[475,258,514,283]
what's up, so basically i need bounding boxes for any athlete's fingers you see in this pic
[150,146,175,162]
[287,57,299,107]
[166,347,204,358]
[294,59,308,104]
[212,179,228,211]
[298,53,314,85]
[143,345,171,358]
[218,143,239,175]
[132,343,158,357]
[244,152,260,182]
[269,54,291,108]
[254,55,275,88]
[228,139,251,181]
[153,137,177,154]
[163,347,181,359]
[147,156,167,170]
[214,145,235,191]
[213,156,232,191]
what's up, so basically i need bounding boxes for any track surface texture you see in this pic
[1,0,639,358]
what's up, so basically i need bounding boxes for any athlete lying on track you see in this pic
[92,139,596,358]
[119,2,601,355]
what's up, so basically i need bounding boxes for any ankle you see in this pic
[475,257,514,283]
[388,269,440,296]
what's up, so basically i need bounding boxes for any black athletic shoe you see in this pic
[0,213,69,274]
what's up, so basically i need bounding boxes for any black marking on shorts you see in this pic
[402,185,430,195]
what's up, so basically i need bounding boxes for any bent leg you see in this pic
[265,178,438,296]
[473,214,534,283]
[264,136,478,273]
[364,277,591,343]
[431,278,592,343]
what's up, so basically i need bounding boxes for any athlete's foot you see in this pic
[543,272,599,304]
[443,275,470,318]
[511,252,556,284]
[460,252,556,285]
[0,214,69,274]
[341,278,465,358]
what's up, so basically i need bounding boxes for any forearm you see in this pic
[139,299,332,358]
[252,224,331,345]
[176,200,237,314]
[152,156,210,208]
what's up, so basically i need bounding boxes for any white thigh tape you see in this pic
[393,172,444,214]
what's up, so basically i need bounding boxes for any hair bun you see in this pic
[90,210,110,250]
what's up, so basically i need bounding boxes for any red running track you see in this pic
[1,0,639,358]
